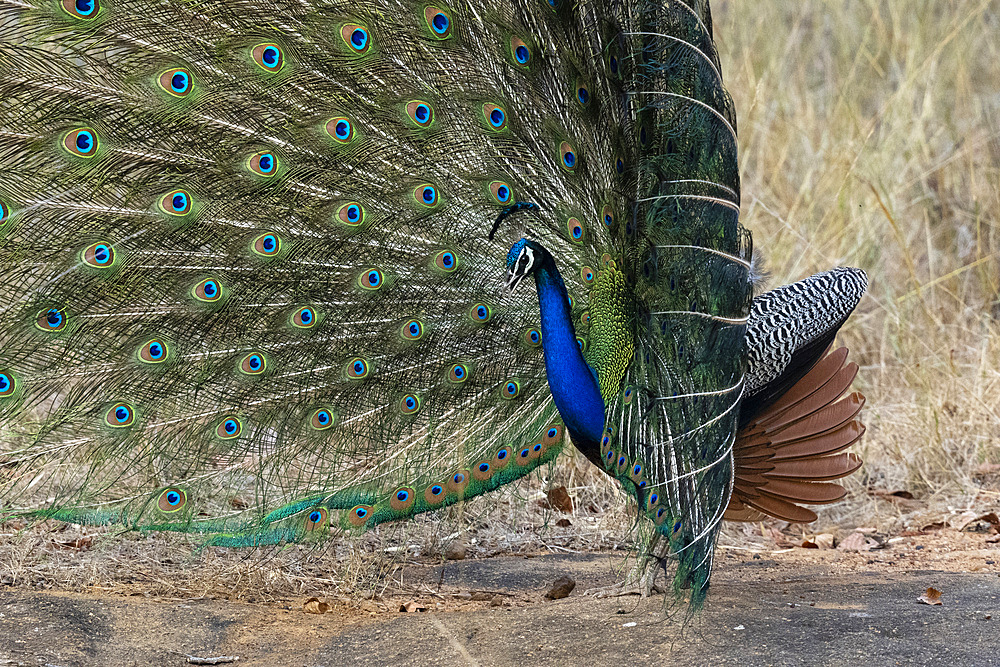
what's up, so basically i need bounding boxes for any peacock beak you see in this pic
[505,269,524,293]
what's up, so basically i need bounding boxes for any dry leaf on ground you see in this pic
[918,588,943,606]
[539,486,574,513]
[802,533,835,549]
[302,597,330,614]
[837,531,878,552]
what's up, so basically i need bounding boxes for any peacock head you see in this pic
[505,238,547,292]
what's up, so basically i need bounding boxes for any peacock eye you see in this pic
[239,352,267,375]
[310,407,336,430]
[346,357,370,379]
[423,6,453,39]
[341,24,371,54]
[138,339,169,363]
[36,308,67,332]
[61,0,100,19]
[157,68,193,97]
[216,416,243,439]
[305,508,328,531]
[105,402,136,427]
[81,242,114,268]
[251,43,284,72]
[192,278,222,302]
[247,151,279,177]
[158,189,192,217]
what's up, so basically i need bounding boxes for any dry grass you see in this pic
[714,0,1000,519]
[2,0,999,599]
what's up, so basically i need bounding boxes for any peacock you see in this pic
[0,0,868,607]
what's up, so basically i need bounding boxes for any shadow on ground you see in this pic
[1,552,997,666]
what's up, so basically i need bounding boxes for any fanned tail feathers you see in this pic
[726,347,865,523]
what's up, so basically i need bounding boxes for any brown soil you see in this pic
[1,523,997,666]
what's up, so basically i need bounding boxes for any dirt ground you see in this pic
[1,524,997,666]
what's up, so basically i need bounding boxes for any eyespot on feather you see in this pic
[566,217,584,243]
[559,141,578,172]
[157,68,192,97]
[304,508,328,531]
[469,302,492,323]
[516,444,533,465]
[446,470,470,494]
[493,446,513,469]
[500,380,520,400]
[251,232,281,257]
[157,487,187,513]
[347,505,372,527]
[509,37,531,68]
[424,483,446,505]
[423,6,452,39]
[358,268,384,290]
[400,319,424,341]
[615,452,630,475]
[489,181,513,205]
[543,425,564,448]
[105,402,135,428]
[414,183,439,208]
[81,242,114,268]
[581,266,595,284]
[482,103,508,131]
[389,487,415,512]
[138,339,168,364]
[447,362,468,383]
[62,128,98,157]
[192,278,222,302]
[340,24,371,54]
[239,352,267,375]
[580,311,590,326]
[251,43,284,72]
[527,440,544,460]
[325,116,356,144]
[35,308,67,332]
[523,327,542,347]
[472,460,493,481]
[291,306,317,329]
[646,490,660,511]
[0,371,16,398]
[601,204,614,228]
[345,357,370,379]
[247,151,279,177]
[158,189,192,216]
[433,250,458,272]
[0,199,10,226]
[216,416,242,439]
[405,100,434,127]
[399,393,420,414]
[336,202,365,226]
[575,82,590,106]
[61,0,100,20]
[309,407,336,430]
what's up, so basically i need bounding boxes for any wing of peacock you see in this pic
[591,1,751,606]
[0,0,627,545]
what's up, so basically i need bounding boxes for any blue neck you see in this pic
[533,257,606,458]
